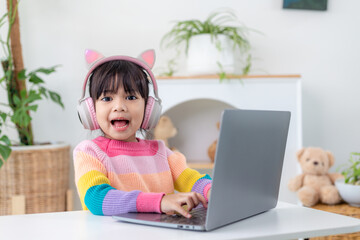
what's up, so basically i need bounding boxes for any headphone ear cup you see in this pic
[142,96,162,130]
[77,97,100,130]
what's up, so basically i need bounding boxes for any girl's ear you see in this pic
[85,49,104,68]
[138,49,155,69]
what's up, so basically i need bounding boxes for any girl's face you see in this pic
[95,86,145,142]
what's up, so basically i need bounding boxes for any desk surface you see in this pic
[1,202,360,240]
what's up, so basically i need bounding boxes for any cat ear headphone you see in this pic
[77,49,162,131]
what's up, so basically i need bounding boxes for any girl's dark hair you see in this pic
[89,60,150,103]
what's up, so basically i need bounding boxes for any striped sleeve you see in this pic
[73,141,164,215]
[166,150,212,200]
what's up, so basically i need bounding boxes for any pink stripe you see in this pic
[108,152,170,175]
[93,137,160,157]
[74,140,108,162]
[76,139,171,175]
[136,192,165,213]
[203,183,212,202]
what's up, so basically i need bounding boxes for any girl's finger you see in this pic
[191,194,200,207]
[174,205,192,218]
[197,193,208,208]
[185,197,195,212]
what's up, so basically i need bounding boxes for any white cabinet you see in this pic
[156,75,302,204]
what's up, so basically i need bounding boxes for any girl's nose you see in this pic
[113,100,127,112]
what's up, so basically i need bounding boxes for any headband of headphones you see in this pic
[81,49,161,103]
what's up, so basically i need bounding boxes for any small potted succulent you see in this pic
[161,9,253,78]
[335,152,360,207]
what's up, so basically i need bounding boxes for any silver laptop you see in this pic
[113,109,291,231]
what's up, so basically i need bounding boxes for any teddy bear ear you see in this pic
[326,151,335,166]
[296,148,306,161]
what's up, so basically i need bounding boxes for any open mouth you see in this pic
[111,119,129,129]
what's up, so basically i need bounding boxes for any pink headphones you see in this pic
[77,49,162,131]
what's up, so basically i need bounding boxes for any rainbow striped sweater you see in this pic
[73,136,212,215]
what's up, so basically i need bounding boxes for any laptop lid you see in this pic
[113,109,291,231]
[205,109,290,230]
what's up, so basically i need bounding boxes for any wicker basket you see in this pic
[0,143,70,215]
[310,203,360,240]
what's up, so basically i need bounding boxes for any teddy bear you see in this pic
[154,115,177,150]
[207,122,220,163]
[288,147,343,207]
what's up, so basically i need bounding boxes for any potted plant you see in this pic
[161,9,253,78]
[0,0,70,215]
[335,152,360,207]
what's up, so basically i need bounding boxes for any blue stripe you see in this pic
[199,174,212,180]
[84,184,115,215]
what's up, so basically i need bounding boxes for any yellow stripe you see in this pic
[174,168,205,192]
[77,170,111,209]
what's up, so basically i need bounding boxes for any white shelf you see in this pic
[157,75,302,204]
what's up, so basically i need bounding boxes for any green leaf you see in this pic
[0,12,9,26]
[38,87,48,98]
[20,89,27,99]
[26,90,42,104]
[32,65,59,75]
[17,69,27,80]
[13,94,21,106]
[0,143,11,164]
[11,106,36,127]
[0,135,11,146]
[0,112,7,122]
[27,105,38,112]
[29,74,45,84]
[48,91,64,108]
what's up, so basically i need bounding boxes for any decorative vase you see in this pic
[335,179,360,207]
[0,143,70,215]
[186,34,235,75]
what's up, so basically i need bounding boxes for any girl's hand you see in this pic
[160,192,208,218]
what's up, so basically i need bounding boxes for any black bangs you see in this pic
[89,60,150,102]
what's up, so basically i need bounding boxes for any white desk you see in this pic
[1,202,359,240]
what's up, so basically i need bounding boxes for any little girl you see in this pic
[74,49,212,218]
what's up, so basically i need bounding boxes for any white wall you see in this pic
[1,0,360,210]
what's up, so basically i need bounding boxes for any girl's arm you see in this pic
[167,150,212,200]
[74,146,164,216]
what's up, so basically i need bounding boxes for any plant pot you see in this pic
[335,179,360,207]
[0,143,70,215]
[186,34,235,75]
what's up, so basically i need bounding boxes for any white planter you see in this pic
[186,34,234,75]
[335,179,360,207]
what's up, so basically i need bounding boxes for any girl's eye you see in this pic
[126,95,137,100]
[101,96,112,102]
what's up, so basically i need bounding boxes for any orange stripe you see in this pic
[167,151,187,180]
[108,171,174,194]
[74,152,107,184]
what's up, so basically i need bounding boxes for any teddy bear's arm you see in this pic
[328,172,344,184]
[287,173,305,192]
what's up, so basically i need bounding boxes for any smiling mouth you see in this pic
[111,119,129,129]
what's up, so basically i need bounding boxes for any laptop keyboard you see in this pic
[159,207,207,225]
